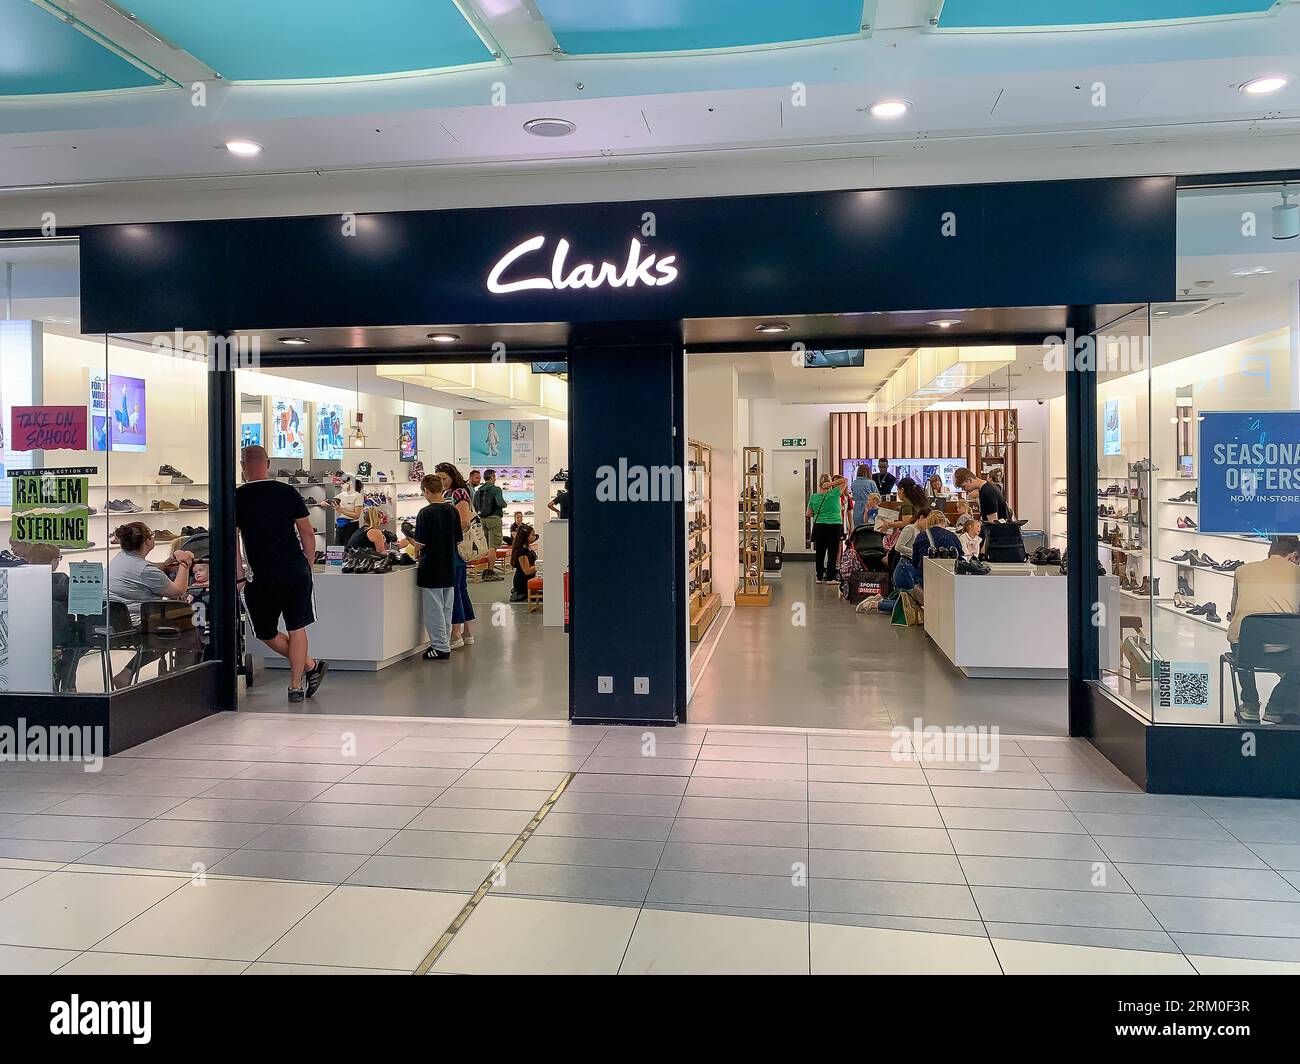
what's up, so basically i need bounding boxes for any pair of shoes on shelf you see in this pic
[1168,488,1198,503]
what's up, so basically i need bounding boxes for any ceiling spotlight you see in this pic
[276,336,310,345]
[1274,190,1299,240]
[1240,75,1289,96]
[869,99,911,119]
[427,332,460,343]
[224,139,263,157]
[754,322,790,334]
[927,319,962,328]
[523,118,577,138]
[1229,265,1275,277]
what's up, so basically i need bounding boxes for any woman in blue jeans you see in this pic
[436,462,477,649]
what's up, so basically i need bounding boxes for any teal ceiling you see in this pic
[0,0,160,95]
[537,0,867,55]
[120,0,493,80]
[936,0,1279,30]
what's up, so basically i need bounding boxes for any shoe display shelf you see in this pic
[497,466,537,527]
[736,446,771,607]
[687,439,721,641]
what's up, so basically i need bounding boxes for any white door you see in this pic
[772,449,818,554]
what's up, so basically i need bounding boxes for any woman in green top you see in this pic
[807,481,845,583]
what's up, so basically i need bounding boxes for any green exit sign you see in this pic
[781,438,807,447]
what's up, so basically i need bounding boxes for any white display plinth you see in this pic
[250,565,426,671]
[542,518,568,628]
[922,558,1068,679]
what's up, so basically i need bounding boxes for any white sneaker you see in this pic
[449,638,465,650]
[463,635,475,645]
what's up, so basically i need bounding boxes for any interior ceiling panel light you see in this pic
[754,322,790,334]
[276,336,310,345]
[928,318,962,328]
[869,99,911,119]
[524,118,576,138]
[224,139,263,156]
[427,333,460,343]
[1274,191,1299,240]
[1240,75,1289,95]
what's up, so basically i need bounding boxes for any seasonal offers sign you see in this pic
[9,467,94,548]
[9,406,87,451]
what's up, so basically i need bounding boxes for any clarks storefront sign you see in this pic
[486,235,679,294]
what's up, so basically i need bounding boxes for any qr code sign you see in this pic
[1171,662,1211,709]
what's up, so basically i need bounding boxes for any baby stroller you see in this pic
[841,526,891,603]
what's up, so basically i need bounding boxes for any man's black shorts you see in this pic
[243,571,315,641]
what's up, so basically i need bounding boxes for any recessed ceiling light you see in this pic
[1229,265,1275,277]
[927,318,962,328]
[754,322,790,334]
[427,332,460,343]
[523,118,577,138]
[1240,75,1289,96]
[276,336,310,345]
[869,99,911,119]
[224,139,263,157]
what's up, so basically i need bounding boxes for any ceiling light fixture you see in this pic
[224,139,263,157]
[276,336,310,345]
[1229,265,1275,277]
[869,98,911,119]
[523,118,577,138]
[1240,75,1289,96]
[1274,188,1299,240]
[927,319,962,328]
[427,332,460,343]
[754,322,790,334]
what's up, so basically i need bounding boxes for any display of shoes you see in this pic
[392,553,415,567]
[151,500,179,511]
[179,525,207,536]
[313,550,326,565]
[1121,635,1155,679]
[372,556,393,574]
[1177,516,1197,529]
[178,498,206,509]
[152,528,178,542]
[551,469,569,482]
[158,464,193,483]
[107,498,143,513]
[1168,488,1198,503]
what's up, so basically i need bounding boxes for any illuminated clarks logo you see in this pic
[486,235,679,294]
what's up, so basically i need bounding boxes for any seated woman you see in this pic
[106,522,198,687]
[890,506,931,591]
[348,507,391,555]
[506,510,527,546]
[911,511,965,586]
[509,524,538,602]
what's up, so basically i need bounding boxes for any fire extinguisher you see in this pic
[563,569,571,633]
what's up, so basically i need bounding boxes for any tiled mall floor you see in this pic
[3,712,1300,975]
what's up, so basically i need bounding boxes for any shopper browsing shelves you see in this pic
[475,469,507,580]
[1226,535,1300,724]
[328,475,363,546]
[235,445,327,703]
[435,461,478,649]
[406,473,463,661]
[954,467,1012,522]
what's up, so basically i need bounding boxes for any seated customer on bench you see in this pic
[1227,535,1300,724]
[107,521,198,687]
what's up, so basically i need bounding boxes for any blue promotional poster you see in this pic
[315,403,345,462]
[470,419,511,465]
[240,421,263,450]
[398,415,418,462]
[1199,411,1300,535]
[1103,399,1121,456]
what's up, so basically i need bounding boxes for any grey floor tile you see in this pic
[811,878,979,920]
[113,819,275,849]
[805,734,901,752]
[1117,862,1300,901]
[233,762,357,783]
[126,759,255,779]
[667,818,808,848]
[454,769,569,791]
[0,792,65,814]
[1095,836,1267,869]
[0,839,99,862]
[810,849,966,885]
[923,769,1049,790]
[808,782,935,806]
[90,775,222,798]
[808,765,929,786]
[79,843,233,873]
[462,753,589,773]
[984,922,1182,954]
[565,773,688,796]
[347,855,493,892]
[363,749,484,770]
[405,806,535,835]
[431,787,552,811]
[553,792,682,818]
[1040,771,1139,793]
[809,802,944,828]
[930,787,1067,811]
[490,739,601,756]
[696,744,806,764]
[947,829,1107,861]
[1,815,144,843]
[243,824,398,855]
[1057,791,1209,816]
[959,856,1133,893]
[940,807,1088,834]
[683,777,806,801]
[1247,843,1300,871]
[809,823,954,854]
[196,779,332,803]
[210,848,368,884]
[648,869,809,912]
[646,901,809,924]
[1075,811,1233,841]
[491,862,653,904]
[659,841,805,877]
[577,757,698,778]
[973,885,1162,930]
[1170,932,1300,963]
[314,783,445,807]
[675,796,807,823]
[534,812,672,842]
[1217,819,1300,845]
[1145,895,1300,937]
[280,803,422,829]
[516,835,666,869]
[807,748,921,768]
[812,911,988,938]
[159,797,304,824]
[1191,796,1300,822]
[704,731,807,749]
[689,759,809,782]
[340,766,467,788]
[378,829,514,861]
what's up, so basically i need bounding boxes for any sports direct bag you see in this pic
[981,520,1027,563]
[459,514,490,563]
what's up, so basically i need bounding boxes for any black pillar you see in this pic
[1066,305,1100,737]
[208,340,238,710]
[568,341,684,725]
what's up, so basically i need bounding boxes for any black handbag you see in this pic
[981,520,1026,563]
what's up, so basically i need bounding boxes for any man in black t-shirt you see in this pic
[954,467,1012,522]
[236,445,326,702]
[875,459,897,497]
[407,473,463,660]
